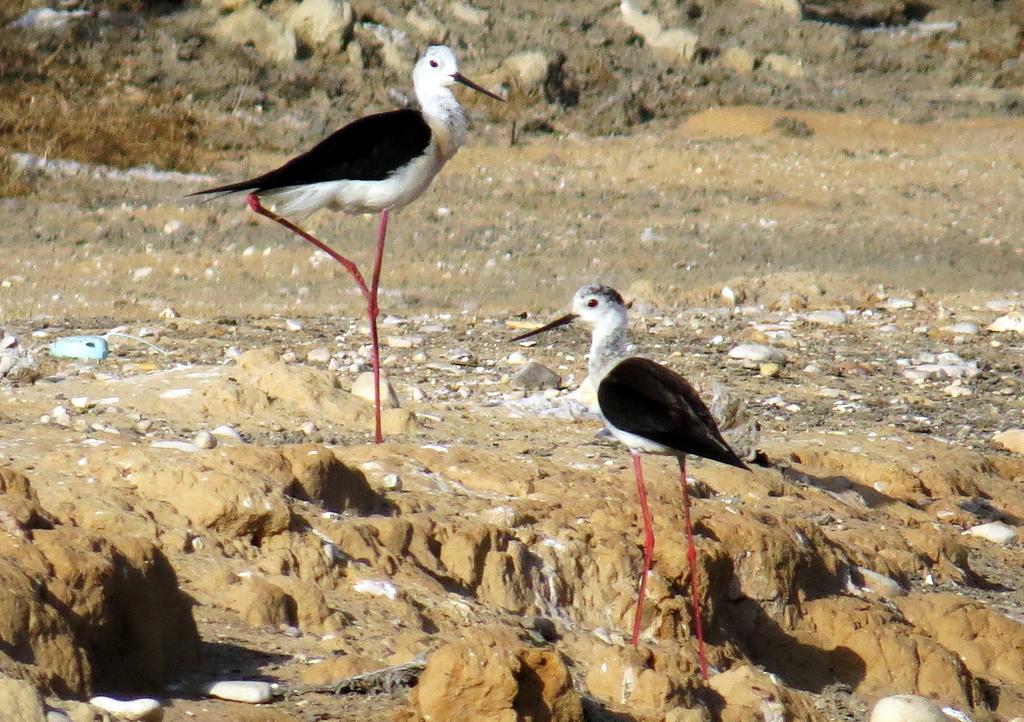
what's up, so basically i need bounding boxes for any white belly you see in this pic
[262,143,446,219]
[601,413,676,456]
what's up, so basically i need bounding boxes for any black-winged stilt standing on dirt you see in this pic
[513,284,749,681]
[191,45,503,443]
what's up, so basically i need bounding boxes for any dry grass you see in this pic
[0,28,201,177]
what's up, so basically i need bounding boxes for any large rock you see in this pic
[895,593,1024,686]
[0,469,198,696]
[211,6,298,63]
[282,0,353,51]
[408,632,583,721]
[0,677,46,721]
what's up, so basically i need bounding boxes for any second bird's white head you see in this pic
[571,285,629,327]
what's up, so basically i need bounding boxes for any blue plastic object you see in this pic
[49,335,109,361]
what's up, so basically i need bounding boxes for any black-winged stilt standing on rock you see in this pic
[513,284,749,681]
[191,45,503,443]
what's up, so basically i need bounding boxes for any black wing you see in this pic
[189,109,432,196]
[598,357,748,469]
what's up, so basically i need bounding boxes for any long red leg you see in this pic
[246,194,370,302]
[679,457,708,681]
[247,194,387,444]
[630,451,655,647]
[366,209,389,444]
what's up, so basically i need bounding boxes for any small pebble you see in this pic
[193,431,217,449]
[804,309,848,326]
[759,362,781,378]
[285,319,304,332]
[512,361,561,392]
[307,347,332,364]
[381,473,402,491]
[159,307,179,320]
[386,335,423,348]
[943,321,979,335]
[300,421,317,435]
[728,344,786,364]
[134,419,154,434]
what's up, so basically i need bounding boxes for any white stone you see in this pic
[70,396,91,409]
[307,347,332,364]
[965,521,1017,546]
[300,421,317,435]
[353,579,398,599]
[385,335,423,349]
[204,680,273,704]
[193,431,217,450]
[943,322,979,335]
[988,311,1024,333]
[351,372,401,409]
[88,696,162,720]
[804,310,847,326]
[285,319,304,332]
[855,567,905,597]
[506,351,528,365]
[211,424,243,441]
[728,343,786,363]
[381,473,402,491]
[869,694,950,722]
[158,307,179,320]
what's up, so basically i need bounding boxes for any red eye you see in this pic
[429,60,439,68]
[587,299,598,308]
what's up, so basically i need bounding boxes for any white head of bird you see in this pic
[413,46,502,141]
[514,284,632,380]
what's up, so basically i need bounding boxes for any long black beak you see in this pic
[511,313,578,342]
[453,72,505,101]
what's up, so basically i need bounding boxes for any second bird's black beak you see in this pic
[512,313,578,342]
[453,72,505,101]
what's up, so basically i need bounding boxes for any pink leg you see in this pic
[366,209,389,445]
[679,457,709,681]
[630,451,655,648]
[247,194,386,443]
[247,194,370,302]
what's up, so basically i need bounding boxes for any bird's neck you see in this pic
[417,87,467,159]
[588,314,629,380]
